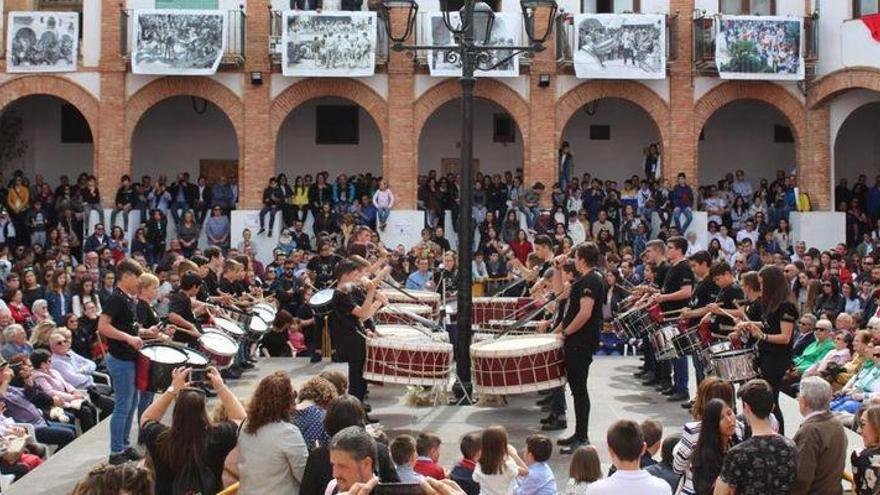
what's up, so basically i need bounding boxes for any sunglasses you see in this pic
[52,339,69,345]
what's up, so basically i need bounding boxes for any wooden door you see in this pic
[199,160,238,186]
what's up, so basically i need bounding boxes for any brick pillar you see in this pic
[96,0,127,207]
[386,10,417,208]
[525,14,556,207]
[241,0,272,209]
[666,0,695,182]
[804,103,831,211]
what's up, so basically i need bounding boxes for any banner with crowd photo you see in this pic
[573,14,666,80]
[6,12,79,73]
[281,11,377,78]
[426,12,521,78]
[715,15,804,80]
[132,9,227,75]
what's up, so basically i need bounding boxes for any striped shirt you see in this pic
[672,419,744,495]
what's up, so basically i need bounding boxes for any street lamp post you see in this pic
[381,0,557,401]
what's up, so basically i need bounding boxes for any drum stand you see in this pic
[321,315,332,359]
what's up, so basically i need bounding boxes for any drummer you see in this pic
[703,261,746,338]
[635,240,670,389]
[308,239,343,289]
[678,251,718,391]
[538,261,577,432]
[167,273,205,348]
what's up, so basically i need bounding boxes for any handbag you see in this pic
[0,435,27,464]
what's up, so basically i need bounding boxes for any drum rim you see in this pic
[213,317,245,335]
[379,304,433,315]
[367,337,453,351]
[180,347,210,366]
[199,331,239,355]
[249,318,270,331]
[140,344,188,364]
[713,348,756,358]
[472,296,525,303]
[470,335,563,357]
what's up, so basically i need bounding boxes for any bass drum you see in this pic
[136,344,188,393]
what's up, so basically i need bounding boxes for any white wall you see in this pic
[834,101,880,183]
[418,98,524,176]
[698,100,795,185]
[131,95,238,179]
[82,0,101,66]
[5,96,93,184]
[561,97,660,181]
[275,97,384,178]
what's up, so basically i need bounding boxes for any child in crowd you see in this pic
[609,418,662,475]
[260,309,293,357]
[585,420,671,494]
[565,445,602,495]
[372,179,394,231]
[390,435,422,483]
[414,433,446,480]
[514,434,556,495]
[450,432,481,495]
[288,318,307,356]
[473,425,529,495]
[645,435,682,491]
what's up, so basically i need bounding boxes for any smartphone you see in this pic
[372,483,425,495]
[190,367,207,384]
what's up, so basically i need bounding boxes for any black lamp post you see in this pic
[381,0,557,402]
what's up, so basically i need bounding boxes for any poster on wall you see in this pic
[715,15,804,80]
[426,12,521,78]
[6,12,78,73]
[281,11,376,77]
[132,9,227,75]
[572,14,665,79]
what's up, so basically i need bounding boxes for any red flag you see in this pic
[862,13,880,42]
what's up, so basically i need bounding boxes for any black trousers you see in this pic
[759,353,790,435]
[88,386,116,419]
[564,342,593,440]
[348,355,367,402]
[549,386,567,416]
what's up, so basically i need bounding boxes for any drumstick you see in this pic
[380,278,423,304]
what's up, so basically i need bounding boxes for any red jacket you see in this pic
[414,458,445,480]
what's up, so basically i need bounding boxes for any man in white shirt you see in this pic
[732,170,753,200]
[702,187,726,226]
[735,219,759,246]
[586,420,671,494]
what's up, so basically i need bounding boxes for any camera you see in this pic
[372,483,425,495]
[190,367,208,385]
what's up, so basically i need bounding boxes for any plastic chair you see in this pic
[0,473,15,491]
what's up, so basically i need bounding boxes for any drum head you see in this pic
[381,303,431,315]
[472,335,560,356]
[254,302,276,314]
[200,332,238,355]
[375,325,432,339]
[214,318,244,336]
[250,317,269,333]
[181,347,209,367]
[309,289,335,307]
[141,345,188,364]
[253,307,275,323]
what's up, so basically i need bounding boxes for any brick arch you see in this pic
[414,78,530,170]
[125,77,244,174]
[808,68,880,109]
[270,78,389,171]
[0,75,100,174]
[694,81,806,179]
[555,80,670,151]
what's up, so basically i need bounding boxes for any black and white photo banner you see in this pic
[715,15,804,80]
[6,12,78,73]
[426,12,521,78]
[132,9,227,75]
[281,11,377,78]
[573,14,665,80]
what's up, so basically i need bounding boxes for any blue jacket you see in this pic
[867,186,880,216]
[46,291,72,324]
[332,182,356,204]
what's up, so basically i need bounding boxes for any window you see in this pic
[316,105,359,145]
[854,0,880,17]
[581,0,641,14]
[720,0,775,15]
[60,103,92,143]
[493,114,516,143]
[589,125,611,140]
[773,125,793,143]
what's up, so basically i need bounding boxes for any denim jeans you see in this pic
[691,353,705,388]
[831,396,863,414]
[259,207,278,231]
[472,206,487,224]
[521,206,540,229]
[672,355,689,395]
[85,204,105,234]
[169,201,188,226]
[35,421,76,449]
[110,207,132,231]
[673,207,693,233]
[106,354,139,454]
[377,207,391,226]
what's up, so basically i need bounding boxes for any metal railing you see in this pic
[268,10,388,67]
[692,13,819,76]
[556,13,679,70]
[120,7,247,68]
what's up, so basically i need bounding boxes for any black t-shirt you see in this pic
[562,270,605,350]
[350,287,375,331]
[104,289,139,361]
[218,278,241,297]
[688,278,719,326]
[330,289,362,360]
[261,330,292,357]
[168,290,200,346]
[759,300,798,358]
[136,299,161,329]
[308,255,341,289]
[654,262,670,288]
[142,420,238,495]
[296,304,316,343]
[660,259,694,312]
[714,283,745,331]
[203,271,220,298]
[719,434,798,495]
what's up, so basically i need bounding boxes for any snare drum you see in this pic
[212,317,246,341]
[711,348,758,383]
[472,297,534,324]
[470,335,566,395]
[374,325,448,342]
[671,326,704,356]
[180,347,209,368]
[198,331,239,368]
[136,344,188,392]
[252,305,276,324]
[649,325,680,360]
[364,337,453,387]
[309,289,335,317]
[375,303,433,325]
[615,306,658,340]
[248,316,270,338]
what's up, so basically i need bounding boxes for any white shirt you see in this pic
[473,457,519,495]
[736,229,758,245]
[585,470,671,495]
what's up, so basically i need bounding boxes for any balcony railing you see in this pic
[555,13,679,72]
[268,10,388,68]
[692,13,818,77]
[120,8,247,68]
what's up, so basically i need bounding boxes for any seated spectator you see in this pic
[831,346,880,414]
[372,179,394,231]
[565,445,602,495]
[319,370,348,397]
[71,463,153,495]
[237,371,308,495]
[30,299,51,326]
[714,379,798,495]
[6,289,31,326]
[852,405,880,495]
[324,426,382,494]
[804,331,852,378]
[48,329,114,418]
[0,357,76,449]
[414,432,445,480]
[140,367,246,491]
[405,258,434,291]
[1,324,32,361]
[293,376,337,449]
[473,425,528,495]
[791,377,847,494]
[450,432,482,495]
[610,418,661,475]
[585,420,671,494]
[30,349,99,432]
[783,319,836,393]
[514,434,556,495]
[391,434,423,483]
[204,206,230,249]
[645,436,682,492]
[824,330,872,390]
[791,314,818,358]
[29,321,57,351]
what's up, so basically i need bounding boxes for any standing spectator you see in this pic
[211,176,235,213]
[205,206,231,249]
[259,177,283,236]
[852,405,880,495]
[559,142,574,190]
[110,175,134,232]
[46,271,72,324]
[168,173,197,227]
[194,176,212,225]
[7,175,30,240]
[714,379,798,495]
[644,143,661,181]
[672,173,695,234]
[145,209,167,268]
[732,170,753,200]
[177,210,200,258]
[790,377,847,495]
[372,179,394,231]
[25,200,48,247]
[81,176,104,234]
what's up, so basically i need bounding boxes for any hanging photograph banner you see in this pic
[6,12,79,73]
[715,15,804,80]
[426,12,521,78]
[132,9,227,75]
[281,11,377,78]
[573,14,666,79]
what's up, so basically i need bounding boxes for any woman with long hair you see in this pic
[108,226,128,263]
[177,209,200,258]
[46,271,72,324]
[814,276,845,320]
[140,367,246,493]
[689,399,737,494]
[237,371,309,495]
[291,176,310,224]
[853,405,880,495]
[6,288,32,325]
[72,278,102,317]
[473,425,528,493]
[21,268,45,310]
